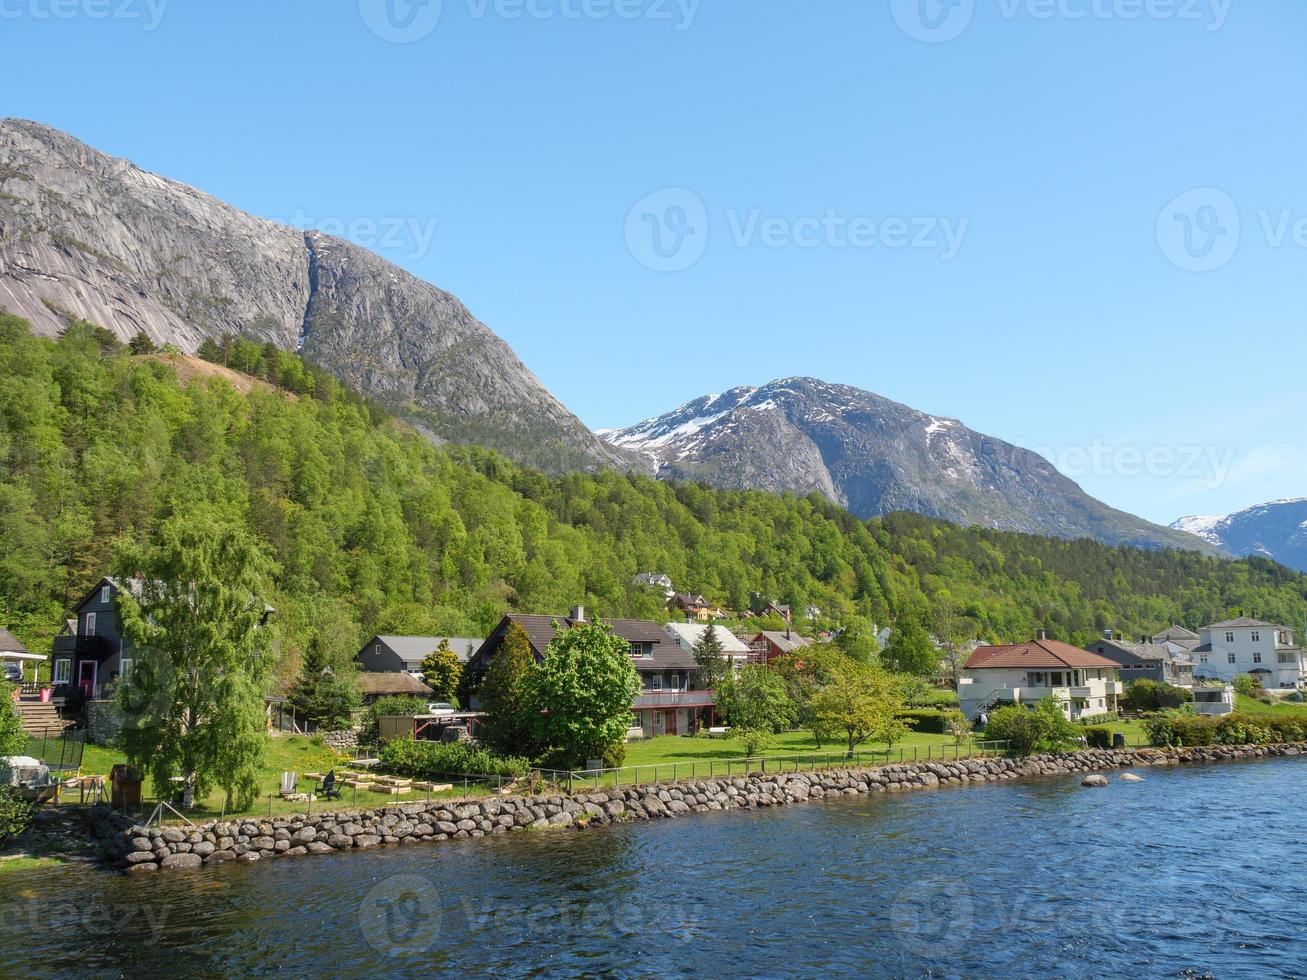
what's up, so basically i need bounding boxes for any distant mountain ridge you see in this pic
[1173,499,1307,572]
[602,378,1221,553]
[0,118,635,473]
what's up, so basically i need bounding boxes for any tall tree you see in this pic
[809,662,903,758]
[716,664,795,756]
[477,624,537,756]
[287,634,361,730]
[115,515,274,810]
[420,639,463,705]
[692,625,730,690]
[525,622,640,768]
[882,618,939,677]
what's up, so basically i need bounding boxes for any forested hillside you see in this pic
[3,314,1305,685]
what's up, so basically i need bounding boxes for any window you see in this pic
[1279,652,1296,665]
[1251,631,1261,644]
[1226,632,1236,644]
[1200,653,1209,664]
[84,612,96,636]
[374,644,382,657]
[120,659,133,681]
[652,675,663,691]
[54,659,71,684]
[1253,651,1262,664]
[100,585,110,605]
[1227,652,1236,664]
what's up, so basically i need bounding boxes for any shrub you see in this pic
[1078,713,1116,726]
[896,709,966,735]
[1083,726,1113,750]
[1142,711,1307,748]
[984,698,1079,755]
[1233,674,1259,696]
[0,788,32,846]
[379,737,530,779]
[1124,680,1191,713]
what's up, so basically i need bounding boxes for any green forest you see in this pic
[3,313,1305,687]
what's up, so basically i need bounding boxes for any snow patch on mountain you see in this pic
[1171,515,1226,545]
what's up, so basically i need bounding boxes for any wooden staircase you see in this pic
[14,700,74,737]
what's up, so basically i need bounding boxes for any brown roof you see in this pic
[0,627,29,655]
[355,672,433,697]
[471,613,694,672]
[964,639,1120,671]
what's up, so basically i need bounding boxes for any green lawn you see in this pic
[1235,693,1307,716]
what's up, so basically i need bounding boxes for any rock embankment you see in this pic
[93,743,1305,873]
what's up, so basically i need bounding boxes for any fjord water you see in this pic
[6,760,1305,978]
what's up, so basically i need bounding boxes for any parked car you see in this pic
[426,702,456,715]
[2,662,22,684]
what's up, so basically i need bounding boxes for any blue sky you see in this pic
[3,0,1306,525]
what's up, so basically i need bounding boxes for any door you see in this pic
[666,709,678,736]
[79,660,96,699]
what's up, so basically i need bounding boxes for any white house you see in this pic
[633,573,675,599]
[958,636,1122,722]
[662,623,751,671]
[1191,618,1305,690]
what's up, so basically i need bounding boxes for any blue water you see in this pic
[4,759,1305,978]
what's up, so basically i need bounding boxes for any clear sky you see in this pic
[3,0,1306,526]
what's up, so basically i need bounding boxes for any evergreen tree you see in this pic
[478,624,536,755]
[114,515,274,810]
[692,625,730,690]
[287,635,361,729]
[420,639,462,705]
[127,331,158,355]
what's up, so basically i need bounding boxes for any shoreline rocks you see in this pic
[86,742,1307,874]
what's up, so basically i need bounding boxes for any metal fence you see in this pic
[23,727,87,773]
[533,740,1015,793]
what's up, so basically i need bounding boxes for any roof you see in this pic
[473,613,695,671]
[663,623,750,655]
[964,639,1121,671]
[355,672,434,697]
[372,636,483,664]
[1088,638,1182,665]
[1208,617,1281,630]
[0,628,29,656]
[755,631,814,655]
[1154,625,1200,642]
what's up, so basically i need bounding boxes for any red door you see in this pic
[79,661,96,699]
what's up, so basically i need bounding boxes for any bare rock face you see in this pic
[0,118,636,474]
[603,377,1221,553]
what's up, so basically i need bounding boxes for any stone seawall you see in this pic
[94,743,1305,873]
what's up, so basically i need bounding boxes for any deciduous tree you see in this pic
[809,662,903,758]
[420,639,463,705]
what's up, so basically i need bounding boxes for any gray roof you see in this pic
[0,628,29,655]
[473,614,695,671]
[756,631,814,655]
[376,636,483,664]
[1088,638,1187,665]
[1154,625,1200,642]
[1208,617,1280,630]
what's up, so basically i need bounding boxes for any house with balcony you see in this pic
[52,576,275,705]
[958,636,1122,722]
[466,606,715,738]
[1191,618,1305,689]
[1085,632,1194,689]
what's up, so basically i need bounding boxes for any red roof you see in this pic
[964,639,1120,671]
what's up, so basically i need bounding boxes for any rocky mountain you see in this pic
[1173,500,1307,572]
[0,118,634,473]
[601,378,1221,553]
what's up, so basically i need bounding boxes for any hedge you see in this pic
[1083,726,1113,750]
[896,709,966,735]
[379,737,530,779]
[1141,711,1307,748]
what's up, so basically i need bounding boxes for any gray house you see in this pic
[355,635,483,678]
[1085,634,1194,689]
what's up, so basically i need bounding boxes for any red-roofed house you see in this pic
[958,635,1122,722]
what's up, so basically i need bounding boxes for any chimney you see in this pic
[570,605,585,624]
[1103,629,1113,641]
[1038,629,1047,641]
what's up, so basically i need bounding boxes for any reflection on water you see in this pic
[4,759,1305,978]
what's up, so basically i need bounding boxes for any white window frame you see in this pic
[120,658,134,681]
[100,585,111,605]
[1253,651,1262,664]
[54,659,71,684]
[1252,631,1261,643]
[652,675,663,692]
[1227,652,1237,665]
[1226,632,1236,644]
[84,612,96,636]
